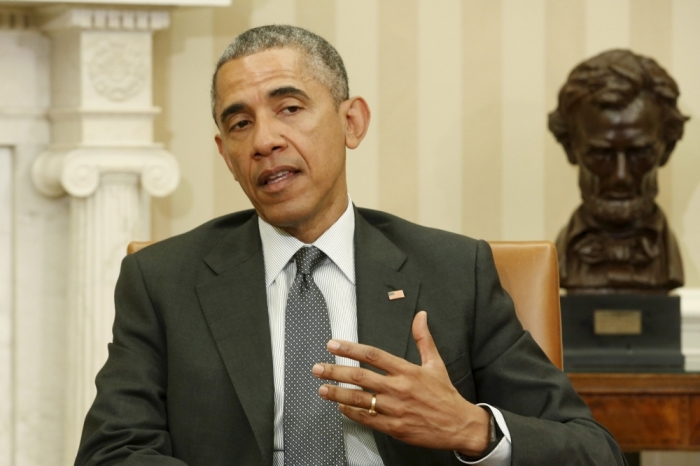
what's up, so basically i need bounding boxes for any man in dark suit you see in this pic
[76,25,626,465]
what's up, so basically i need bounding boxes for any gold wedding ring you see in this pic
[368,394,377,416]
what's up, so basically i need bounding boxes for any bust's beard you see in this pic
[580,171,658,226]
[581,195,655,225]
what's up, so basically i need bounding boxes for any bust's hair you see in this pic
[548,49,689,152]
[211,25,349,122]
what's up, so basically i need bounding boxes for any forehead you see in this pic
[573,94,662,138]
[215,48,317,101]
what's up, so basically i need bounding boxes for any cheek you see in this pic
[629,157,658,177]
[640,170,659,195]
[223,153,248,183]
[299,114,344,148]
[579,151,617,176]
[578,167,601,195]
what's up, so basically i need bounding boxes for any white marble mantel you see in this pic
[0,1,225,465]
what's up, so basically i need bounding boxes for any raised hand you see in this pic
[312,311,491,457]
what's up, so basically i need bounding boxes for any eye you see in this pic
[586,148,614,159]
[283,105,301,114]
[627,145,654,158]
[230,119,251,131]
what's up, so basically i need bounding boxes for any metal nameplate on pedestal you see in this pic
[593,310,642,335]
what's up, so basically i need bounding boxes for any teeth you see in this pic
[267,170,290,184]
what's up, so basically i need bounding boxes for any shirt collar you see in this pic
[258,196,356,287]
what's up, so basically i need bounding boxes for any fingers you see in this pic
[320,385,397,429]
[319,385,378,412]
[339,403,386,426]
[324,311,445,375]
[314,312,477,453]
[312,362,385,391]
[326,339,406,375]
[412,311,443,368]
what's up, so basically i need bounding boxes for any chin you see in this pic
[582,195,656,226]
[257,202,311,229]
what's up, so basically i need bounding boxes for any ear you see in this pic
[215,134,239,181]
[341,96,371,149]
[564,145,578,165]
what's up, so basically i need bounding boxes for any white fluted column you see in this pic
[30,7,179,464]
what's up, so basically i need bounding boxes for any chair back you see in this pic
[126,240,563,369]
[127,241,153,255]
[488,241,563,369]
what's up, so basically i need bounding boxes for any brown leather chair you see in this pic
[126,240,563,369]
[127,241,153,255]
[488,241,563,369]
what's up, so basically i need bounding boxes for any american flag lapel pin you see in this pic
[388,290,405,300]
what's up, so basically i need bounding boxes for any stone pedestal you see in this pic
[562,294,685,372]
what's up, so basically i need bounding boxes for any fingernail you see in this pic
[312,364,324,376]
[327,340,340,350]
[319,385,328,397]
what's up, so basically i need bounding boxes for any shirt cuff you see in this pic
[454,404,512,465]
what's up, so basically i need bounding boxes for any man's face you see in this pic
[214,48,351,240]
[568,94,666,226]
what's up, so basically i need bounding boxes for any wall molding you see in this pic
[678,287,700,371]
[32,147,179,198]
[0,8,34,29]
[40,7,169,31]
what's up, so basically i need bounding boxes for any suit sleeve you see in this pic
[75,254,188,466]
[469,240,627,466]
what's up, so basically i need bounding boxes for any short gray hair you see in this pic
[211,25,349,123]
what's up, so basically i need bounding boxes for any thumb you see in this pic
[412,311,443,368]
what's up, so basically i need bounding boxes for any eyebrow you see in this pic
[587,140,612,149]
[588,136,656,149]
[269,86,310,100]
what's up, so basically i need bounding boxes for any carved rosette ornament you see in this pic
[88,38,148,102]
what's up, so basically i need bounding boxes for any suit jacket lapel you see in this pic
[196,215,275,466]
[354,210,420,371]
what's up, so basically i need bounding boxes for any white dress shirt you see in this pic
[258,197,511,465]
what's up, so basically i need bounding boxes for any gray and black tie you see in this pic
[283,246,347,466]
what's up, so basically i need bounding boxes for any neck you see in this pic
[281,196,349,244]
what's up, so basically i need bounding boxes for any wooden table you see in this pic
[568,373,700,452]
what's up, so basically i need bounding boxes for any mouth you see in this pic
[602,191,635,200]
[258,167,300,189]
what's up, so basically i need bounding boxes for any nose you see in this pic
[251,114,287,157]
[615,151,631,182]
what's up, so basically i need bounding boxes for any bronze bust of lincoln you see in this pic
[549,49,688,294]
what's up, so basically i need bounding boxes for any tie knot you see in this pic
[294,246,326,276]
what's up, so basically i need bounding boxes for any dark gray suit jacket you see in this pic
[76,208,627,465]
